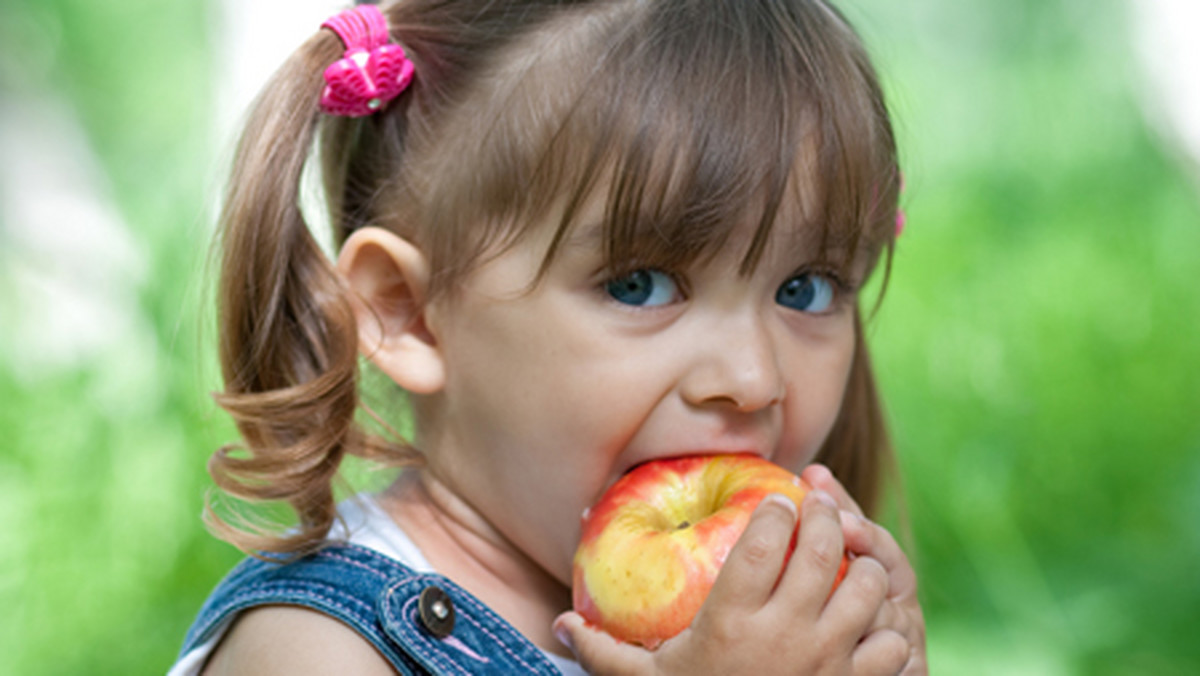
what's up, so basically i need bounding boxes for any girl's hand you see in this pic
[802,464,928,676]
[553,486,914,675]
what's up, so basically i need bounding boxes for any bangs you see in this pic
[405,0,900,294]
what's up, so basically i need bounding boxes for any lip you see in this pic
[618,449,766,478]
[585,450,771,520]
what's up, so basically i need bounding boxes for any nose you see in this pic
[679,314,785,412]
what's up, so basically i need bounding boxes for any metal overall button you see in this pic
[417,585,455,638]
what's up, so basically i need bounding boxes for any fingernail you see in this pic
[763,492,799,519]
[839,510,868,531]
[811,489,838,509]
[806,463,832,482]
[553,620,574,652]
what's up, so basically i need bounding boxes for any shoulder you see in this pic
[201,605,396,676]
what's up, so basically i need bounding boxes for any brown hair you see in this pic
[207,0,901,555]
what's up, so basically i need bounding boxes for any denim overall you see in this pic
[178,543,565,675]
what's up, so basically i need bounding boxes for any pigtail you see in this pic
[203,0,591,557]
[205,28,394,557]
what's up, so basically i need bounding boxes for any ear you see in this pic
[337,227,445,394]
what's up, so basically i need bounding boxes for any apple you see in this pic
[572,453,849,648]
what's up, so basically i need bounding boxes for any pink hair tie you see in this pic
[319,5,414,117]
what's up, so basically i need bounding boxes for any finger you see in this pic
[774,489,846,612]
[553,611,650,676]
[801,464,865,518]
[852,629,911,676]
[866,600,902,641]
[704,493,799,612]
[821,554,889,642]
[838,511,918,600]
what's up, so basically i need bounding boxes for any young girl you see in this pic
[173,0,926,673]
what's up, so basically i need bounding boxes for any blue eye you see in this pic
[776,274,836,313]
[605,269,680,307]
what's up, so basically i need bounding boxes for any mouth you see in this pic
[619,450,764,478]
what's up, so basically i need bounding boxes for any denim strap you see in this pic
[180,543,562,675]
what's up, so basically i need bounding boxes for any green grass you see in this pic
[2,0,1197,673]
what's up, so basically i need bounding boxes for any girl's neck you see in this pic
[379,470,573,657]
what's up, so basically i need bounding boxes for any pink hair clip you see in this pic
[895,172,907,237]
[319,5,414,117]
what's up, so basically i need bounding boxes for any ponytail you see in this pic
[205,28,409,556]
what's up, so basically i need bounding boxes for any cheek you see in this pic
[776,328,857,471]
[435,322,658,575]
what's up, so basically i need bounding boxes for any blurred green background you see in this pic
[1,0,1197,673]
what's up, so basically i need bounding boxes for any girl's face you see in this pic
[418,197,860,587]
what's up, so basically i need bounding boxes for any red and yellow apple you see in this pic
[572,454,848,648]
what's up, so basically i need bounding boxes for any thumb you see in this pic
[553,611,650,676]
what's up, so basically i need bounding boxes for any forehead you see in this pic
[535,133,877,286]
[555,153,827,258]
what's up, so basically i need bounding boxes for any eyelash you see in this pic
[789,268,855,315]
[600,267,688,308]
[598,265,857,310]
[801,267,855,297]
